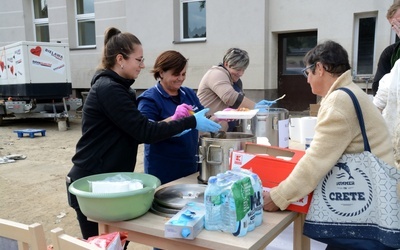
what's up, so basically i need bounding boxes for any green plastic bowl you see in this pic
[69,172,161,222]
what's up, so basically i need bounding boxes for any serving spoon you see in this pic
[272,94,286,102]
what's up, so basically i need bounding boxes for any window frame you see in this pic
[179,0,206,43]
[74,0,96,48]
[352,12,377,77]
[32,0,50,42]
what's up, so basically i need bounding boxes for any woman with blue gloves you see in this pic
[197,47,275,131]
[66,28,220,243]
[138,50,208,184]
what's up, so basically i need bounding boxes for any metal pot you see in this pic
[238,108,289,147]
[198,132,256,184]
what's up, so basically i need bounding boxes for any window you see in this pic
[281,34,317,75]
[180,0,206,41]
[33,0,49,42]
[353,13,376,76]
[75,0,95,47]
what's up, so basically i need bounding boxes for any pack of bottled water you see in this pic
[204,168,263,236]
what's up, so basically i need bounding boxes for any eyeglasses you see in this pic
[302,64,315,78]
[135,57,145,64]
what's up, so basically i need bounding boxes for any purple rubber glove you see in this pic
[171,103,193,120]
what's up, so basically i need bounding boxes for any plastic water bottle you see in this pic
[204,176,221,231]
[251,173,264,227]
[219,173,239,233]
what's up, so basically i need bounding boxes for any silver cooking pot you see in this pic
[198,132,256,184]
[238,108,289,147]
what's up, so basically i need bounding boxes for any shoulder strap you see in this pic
[337,88,371,152]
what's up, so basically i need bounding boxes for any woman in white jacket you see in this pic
[373,59,400,168]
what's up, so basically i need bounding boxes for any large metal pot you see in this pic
[238,108,289,147]
[198,132,256,184]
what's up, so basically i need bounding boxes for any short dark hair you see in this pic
[303,40,351,76]
[151,50,188,80]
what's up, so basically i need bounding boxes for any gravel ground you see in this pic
[0,114,150,249]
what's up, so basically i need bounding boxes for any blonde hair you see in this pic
[222,48,249,70]
[387,0,400,19]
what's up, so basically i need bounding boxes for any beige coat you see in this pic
[271,70,395,210]
[197,66,240,115]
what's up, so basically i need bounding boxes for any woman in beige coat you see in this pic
[263,40,395,250]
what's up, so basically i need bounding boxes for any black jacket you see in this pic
[68,69,196,180]
[372,42,400,95]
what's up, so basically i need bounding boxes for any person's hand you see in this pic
[172,129,192,137]
[262,191,280,212]
[194,108,221,133]
[255,100,276,109]
[171,103,193,120]
[391,18,400,38]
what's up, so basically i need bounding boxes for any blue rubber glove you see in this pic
[172,129,191,137]
[194,108,221,133]
[254,100,276,109]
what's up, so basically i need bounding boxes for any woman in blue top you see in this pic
[138,50,203,184]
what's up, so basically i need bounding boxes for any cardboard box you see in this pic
[165,202,205,240]
[230,143,312,214]
[309,104,320,117]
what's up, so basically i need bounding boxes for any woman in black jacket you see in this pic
[66,27,220,241]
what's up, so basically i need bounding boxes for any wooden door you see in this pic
[278,32,318,111]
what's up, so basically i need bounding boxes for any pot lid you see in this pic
[154,184,206,209]
[150,201,180,218]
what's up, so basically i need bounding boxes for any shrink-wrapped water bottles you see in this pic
[204,169,263,237]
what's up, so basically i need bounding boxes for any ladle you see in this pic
[210,131,227,139]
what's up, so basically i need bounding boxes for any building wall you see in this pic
[0,0,395,101]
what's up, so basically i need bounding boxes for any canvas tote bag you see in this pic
[303,88,400,249]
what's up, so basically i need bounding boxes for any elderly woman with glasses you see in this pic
[263,40,395,250]
[197,47,275,131]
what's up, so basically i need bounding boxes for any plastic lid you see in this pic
[208,176,217,184]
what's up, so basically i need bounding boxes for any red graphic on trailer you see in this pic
[30,46,42,57]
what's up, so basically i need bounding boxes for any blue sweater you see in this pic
[137,82,204,184]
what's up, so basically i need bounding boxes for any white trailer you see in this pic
[0,41,82,126]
